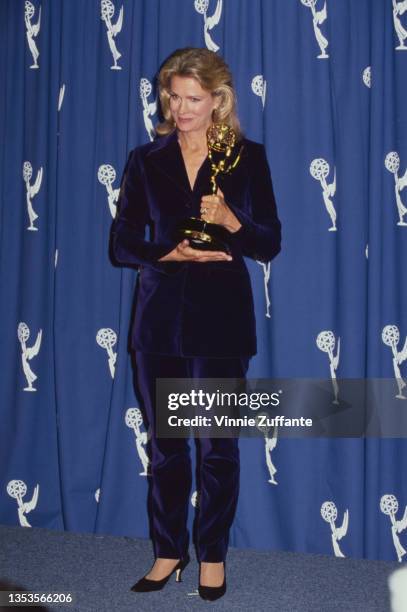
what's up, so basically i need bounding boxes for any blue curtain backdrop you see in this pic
[1,0,406,563]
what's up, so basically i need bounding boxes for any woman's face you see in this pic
[168,75,218,135]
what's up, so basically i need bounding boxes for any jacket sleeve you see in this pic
[110,148,178,274]
[228,143,281,263]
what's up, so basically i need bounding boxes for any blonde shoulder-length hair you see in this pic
[155,47,242,139]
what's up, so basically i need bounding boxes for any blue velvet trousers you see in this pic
[133,351,250,563]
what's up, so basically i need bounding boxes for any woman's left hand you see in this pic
[200,188,242,233]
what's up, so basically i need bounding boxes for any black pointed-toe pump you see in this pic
[131,554,190,593]
[198,561,227,601]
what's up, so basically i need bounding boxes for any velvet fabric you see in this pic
[134,351,250,562]
[110,130,281,358]
[111,131,281,563]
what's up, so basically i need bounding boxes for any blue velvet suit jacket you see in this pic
[110,130,281,358]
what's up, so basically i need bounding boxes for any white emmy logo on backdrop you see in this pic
[393,0,407,50]
[95,488,100,503]
[191,490,200,508]
[256,261,271,318]
[365,244,369,259]
[300,0,329,59]
[58,84,65,111]
[256,413,278,485]
[320,501,349,557]
[125,408,150,476]
[389,566,407,612]
[23,161,43,231]
[362,66,371,88]
[98,164,120,218]
[140,78,157,142]
[380,494,407,562]
[7,480,39,527]
[25,1,41,69]
[101,0,123,70]
[55,249,58,268]
[18,322,42,392]
[251,75,267,108]
[385,152,407,226]
[310,158,337,231]
[96,328,117,378]
[316,330,340,404]
[382,325,407,399]
[194,0,223,52]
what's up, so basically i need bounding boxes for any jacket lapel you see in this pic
[145,131,248,204]
[146,131,192,198]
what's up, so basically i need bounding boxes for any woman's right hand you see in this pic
[158,240,232,263]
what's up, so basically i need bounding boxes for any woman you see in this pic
[111,47,281,601]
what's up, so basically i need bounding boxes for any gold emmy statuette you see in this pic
[175,123,243,254]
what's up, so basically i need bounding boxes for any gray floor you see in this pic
[0,525,398,611]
